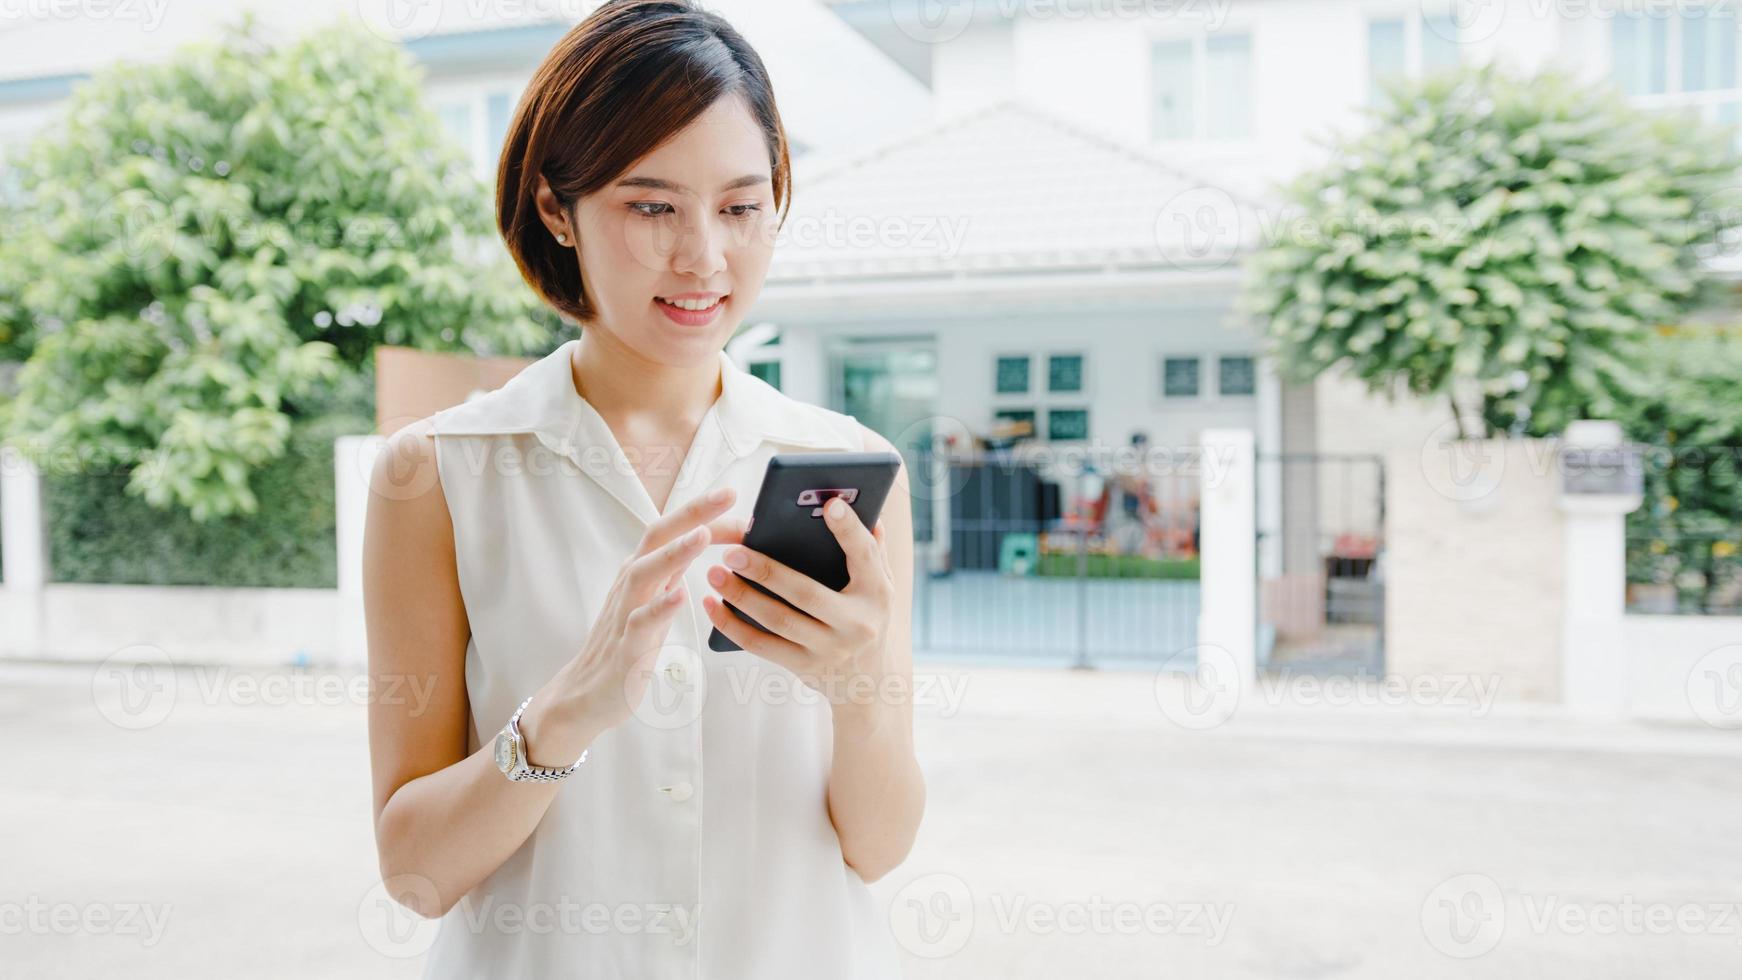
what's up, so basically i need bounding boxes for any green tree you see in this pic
[1615,326,1742,610]
[1243,64,1742,438]
[0,16,559,520]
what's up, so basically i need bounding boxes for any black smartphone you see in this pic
[707,450,903,653]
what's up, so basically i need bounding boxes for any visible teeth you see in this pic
[660,296,722,312]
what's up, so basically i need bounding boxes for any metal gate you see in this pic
[1255,453,1386,676]
[910,447,1201,667]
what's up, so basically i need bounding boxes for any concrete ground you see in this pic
[3,659,1741,978]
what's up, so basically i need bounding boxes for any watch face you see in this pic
[494,731,516,773]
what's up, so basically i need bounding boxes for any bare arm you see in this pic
[364,420,737,917]
[825,425,925,882]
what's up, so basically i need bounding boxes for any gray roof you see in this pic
[767,98,1267,286]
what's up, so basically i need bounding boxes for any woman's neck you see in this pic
[570,330,723,439]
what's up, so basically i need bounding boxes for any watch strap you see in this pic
[506,695,588,781]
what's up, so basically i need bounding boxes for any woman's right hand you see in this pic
[516,485,743,766]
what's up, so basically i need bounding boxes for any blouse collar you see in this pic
[429,339,850,523]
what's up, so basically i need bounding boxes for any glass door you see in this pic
[830,340,938,542]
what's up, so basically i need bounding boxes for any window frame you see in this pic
[429,80,525,182]
[1366,9,1462,104]
[1161,354,1204,401]
[1147,28,1257,144]
[993,351,1033,396]
[1046,407,1092,442]
[1046,351,1088,395]
[1216,354,1258,399]
[1611,5,1741,98]
[1159,351,1259,402]
[991,349,1091,443]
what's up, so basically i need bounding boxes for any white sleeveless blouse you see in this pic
[418,340,903,979]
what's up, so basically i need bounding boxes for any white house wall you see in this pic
[798,302,1260,452]
[934,0,1618,199]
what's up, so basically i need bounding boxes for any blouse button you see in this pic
[664,662,689,684]
[661,781,695,803]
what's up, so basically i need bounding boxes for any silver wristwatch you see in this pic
[494,695,588,783]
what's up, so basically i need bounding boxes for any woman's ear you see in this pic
[533,175,572,246]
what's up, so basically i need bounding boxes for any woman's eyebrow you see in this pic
[615,174,770,193]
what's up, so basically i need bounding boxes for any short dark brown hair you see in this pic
[496,0,794,324]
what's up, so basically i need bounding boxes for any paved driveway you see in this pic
[3,660,1739,978]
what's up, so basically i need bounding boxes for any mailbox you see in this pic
[1559,444,1643,496]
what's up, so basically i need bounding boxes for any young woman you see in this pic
[361,3,924,976]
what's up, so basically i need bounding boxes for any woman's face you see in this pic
[565,93,778,366]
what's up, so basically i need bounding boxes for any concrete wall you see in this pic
[0,585,357,667]
[1624,615,1742,725]
[1386,438,1565,701]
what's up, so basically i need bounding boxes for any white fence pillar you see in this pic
[1,445,46,592]
[1558,420,1642,714]
[0,445,47,659]
[335,435,385,667]
[1199,429,1257,693]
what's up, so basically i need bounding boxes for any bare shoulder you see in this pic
[855,421,910,492]
[368,418,448,514]
[856,421,894,454]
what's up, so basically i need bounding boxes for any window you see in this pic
[1368,13,1462,104]
[1047,353,1084,393]
[1163,357,1201,398]
[749,360,782,390]
[995,355,1031,394]
[1613,7,1738,97]
[1614,13,1670,95]
[995,351,1087,442]
[1151,40,1195,140]
[436,102,472,149]
[1150,31,1253,141]
[993,409,1037,439]
[1218,356,1256,397]
[1683,7,1738,92]
[1204,34,1252,140]
[429,87,522,180]
[486,92,513,162]
[1048,408,1090,442]
[1369,19,1406,91]
[0,140,23,208]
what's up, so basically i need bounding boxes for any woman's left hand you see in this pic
[701,496,894,705]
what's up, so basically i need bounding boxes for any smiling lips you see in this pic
[655,293,727,326]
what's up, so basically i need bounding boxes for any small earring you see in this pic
[556,232,568,245]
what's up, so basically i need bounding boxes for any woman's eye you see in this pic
[632,202,761,219]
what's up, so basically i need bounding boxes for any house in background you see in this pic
[804,0,1742,463]
[749,98,1270,462]
[736,0,1742,667]
[0,0,929,192]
